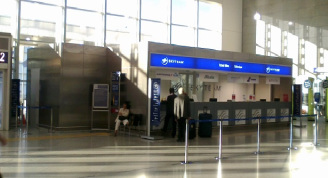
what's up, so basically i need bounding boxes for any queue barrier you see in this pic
[16,105,54,132]
[181,114,318,164]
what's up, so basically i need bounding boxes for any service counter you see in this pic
[190,101,291,126]
[160,101,291,127]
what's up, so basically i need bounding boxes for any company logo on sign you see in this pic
[204,75,214,79]
[161,57,168,65]
[161,57,184,66]
[266,67,280,73]
[304,80,312,88]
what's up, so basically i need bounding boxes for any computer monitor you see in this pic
[274,98,280,102]
[209,98,217,102]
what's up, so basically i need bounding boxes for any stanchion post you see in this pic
[254,117,262,154]
[216,119,223,160]
[288,115,297,150]
[50,108,53,133]
[314,115,319,146]
[26,106,29,130]
[16,106,18,129]
[181,118,190,164]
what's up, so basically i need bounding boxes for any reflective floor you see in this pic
[0,117,328,178]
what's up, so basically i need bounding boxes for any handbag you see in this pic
[119,116,127,120]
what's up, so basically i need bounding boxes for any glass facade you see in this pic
[255,15,328,80]
[0,0,222,103]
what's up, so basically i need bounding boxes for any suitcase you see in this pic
[189,119,196,139]
[198,109,212,137]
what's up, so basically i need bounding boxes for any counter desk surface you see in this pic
[190,101,291,126]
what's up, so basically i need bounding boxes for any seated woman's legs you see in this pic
[115,120,121,136]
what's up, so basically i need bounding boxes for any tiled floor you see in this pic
[0,117,327,178]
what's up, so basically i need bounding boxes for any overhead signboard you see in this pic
[150,53,292,76]
[155,71,179,80]
[199,73,219,82]
[266,77,280,85]
[314,67,328,73]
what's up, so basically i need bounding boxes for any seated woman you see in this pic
[114,102,130,136]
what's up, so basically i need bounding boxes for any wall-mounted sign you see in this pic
[150,78,161,126]
[150,53,292,76]
[93,84,109,109]
[266,77,280,85]
[304,79,312,88]
[0,51,8,63]
[292,84,302,115]
[322,80,328,89]
[314,67,328,73]
[244,75,259,84]
[227,75,258,84]
[199,73,219,82]
[155,71,179,80]
[227,75,243,83]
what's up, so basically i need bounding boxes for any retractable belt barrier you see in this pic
[16,105,54,133]
[181,114,318,164]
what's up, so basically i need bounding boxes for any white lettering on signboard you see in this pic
[200,73,219,82]
[266,77,280,84]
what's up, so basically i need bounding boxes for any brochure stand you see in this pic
[91,84,110,132]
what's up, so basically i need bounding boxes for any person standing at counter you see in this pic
[174,87,191,142]
[162,88,177,137]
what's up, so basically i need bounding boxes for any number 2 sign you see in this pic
[0,52,8,63]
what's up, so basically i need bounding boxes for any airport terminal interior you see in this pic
[1,0,328,177]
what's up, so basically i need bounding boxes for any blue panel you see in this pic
[150,78,161,126]
[150,53,195,69]
[150,53,292,76]
[196,58,232,72]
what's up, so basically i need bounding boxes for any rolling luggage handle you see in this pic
[203,106,208,114]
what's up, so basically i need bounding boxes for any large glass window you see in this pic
[66,9,104,46]
[67,0,104,12]
[256,20,265,49]
[304,41,317,73]
[198,29,221,50]
[172,0,196,27]
[198,1,222,50]
[171,25,195,47]
[107,0,139,18]
[287,32,299,65]
[141,0,169,23]
[141,21,169,43]
[0,0,18,37]
[106,15,138,44]
[21,2,63,40]
[199,1,222,31]
[270,25,281,56]
[24,0,63,6]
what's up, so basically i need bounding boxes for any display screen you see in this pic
[150,53,292,76]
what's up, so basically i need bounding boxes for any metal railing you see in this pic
[16,105,53,132]
[181,114,318,164]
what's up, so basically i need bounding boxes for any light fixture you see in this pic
[254,12,261,20]
[26,37,31,41]
[288,21,293,25]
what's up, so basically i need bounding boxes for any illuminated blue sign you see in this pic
[150,53,292,76]
[304,80,312,88]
